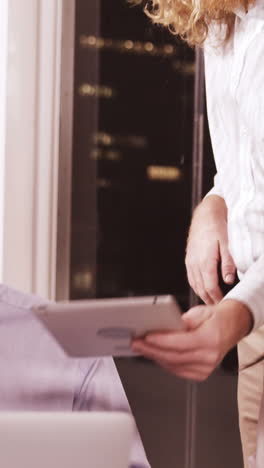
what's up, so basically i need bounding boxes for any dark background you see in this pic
[71,0,194,307]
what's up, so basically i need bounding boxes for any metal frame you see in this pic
[184,46,205,468]
[55,0,76,300]
[56,0,101,300]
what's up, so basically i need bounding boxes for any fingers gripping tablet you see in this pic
[33,295,184,358]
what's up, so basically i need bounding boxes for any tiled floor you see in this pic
[116,358,243,468]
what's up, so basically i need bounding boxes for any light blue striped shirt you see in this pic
[0,284,149,468]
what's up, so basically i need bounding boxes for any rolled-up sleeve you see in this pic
[204,172,224,200]
[224,255,264,331]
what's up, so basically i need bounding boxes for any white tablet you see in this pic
[33,295,184,358]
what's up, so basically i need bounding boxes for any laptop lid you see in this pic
[0,411,133,468]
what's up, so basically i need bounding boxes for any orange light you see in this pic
[73,271,93,290]
[147,165,182,181]
[124,40,134,50]
[78,84,114,99]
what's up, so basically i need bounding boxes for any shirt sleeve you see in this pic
[224,255,264,330]
[74,357,150,468]
[222,28,264,331]
[204,172,224,199]
[235,28,264,145]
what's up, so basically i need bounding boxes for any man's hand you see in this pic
[185,195,236,305]
[132,300,253,382]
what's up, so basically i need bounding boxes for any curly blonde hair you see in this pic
[129,0,252,46]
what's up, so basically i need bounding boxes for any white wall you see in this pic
[3,0,63,298]
[0,0,8,280]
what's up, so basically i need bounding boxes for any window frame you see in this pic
[2,0,63,299]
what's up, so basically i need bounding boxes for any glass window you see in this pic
[71,1,194,312]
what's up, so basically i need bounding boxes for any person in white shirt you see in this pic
[131,1,264,467]
[0,284,149,468]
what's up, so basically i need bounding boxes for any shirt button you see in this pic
[241,123,247,136]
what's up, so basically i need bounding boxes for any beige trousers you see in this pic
[237,326,264,468]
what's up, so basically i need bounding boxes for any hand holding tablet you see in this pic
[33,295,184,358]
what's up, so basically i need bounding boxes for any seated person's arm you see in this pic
[74,357,150,468]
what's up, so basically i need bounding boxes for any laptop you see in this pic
[0,411,134,468]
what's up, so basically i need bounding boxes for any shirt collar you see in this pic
[234,5,249,19]
[233,5,248,19]
[234,0,264,20]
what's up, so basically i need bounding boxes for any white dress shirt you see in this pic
[204,1,264,466]
[205,0,264,331]
[0,284,150,468]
